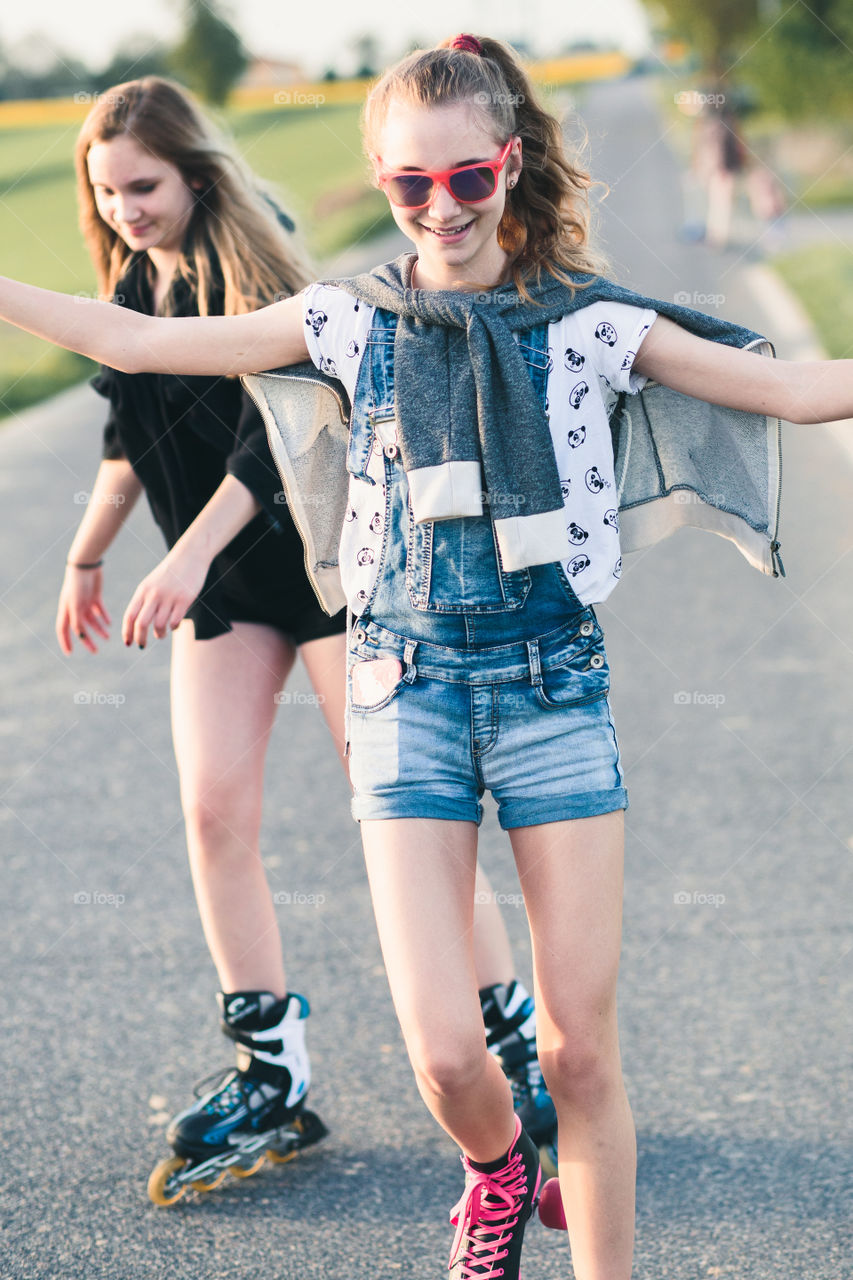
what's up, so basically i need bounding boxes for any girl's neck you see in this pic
[411,254,511,293]
[146,247,180,313]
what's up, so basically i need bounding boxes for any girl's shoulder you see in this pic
[548,299,658,396]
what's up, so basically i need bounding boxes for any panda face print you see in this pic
[569,381,589,410]
[306,308,328,336]
[621,351,634,371]
[567,425,587,449]
[345,506,357,522]
[356,547,375,566]
[356,588,368,603]
[568,554,591,576]
[346,339,360,358]
[585,466,610,494]
[613,557,622,579]
[603,509,619,531]
[568,522,588,545]
[564,347,585,372]
[595,321,617,347]
[560,479,571,500]
[319,355,337,376]
[368,511,384,535]
[545,348,554,374]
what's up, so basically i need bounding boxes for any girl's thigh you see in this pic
[297,631,348,768]
[509,810,625,1039]
[169,619,296,793]
[361,817,483,1052]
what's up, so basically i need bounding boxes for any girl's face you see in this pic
[86,134,198,257]
[373,101,522,291]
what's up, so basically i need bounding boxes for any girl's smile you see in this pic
[374,101,522,291]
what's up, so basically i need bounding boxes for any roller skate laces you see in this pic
[448,1116,541,1279]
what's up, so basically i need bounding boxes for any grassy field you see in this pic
[772,242,853,360]
[0,102,393,417]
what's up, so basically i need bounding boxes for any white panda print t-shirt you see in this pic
[301,282,657,613]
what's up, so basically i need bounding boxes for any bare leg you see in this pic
[510,810,635,1280]
[298,632,349,772]
[473,864,515,989]
[170,619,296,995]
[361,817,516,1162]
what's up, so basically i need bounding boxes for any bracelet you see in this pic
[66,559,103,570]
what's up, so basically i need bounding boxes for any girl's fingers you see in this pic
[92,599,112,627]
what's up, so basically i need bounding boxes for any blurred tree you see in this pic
[739,0,853,119]
[353,33,380,79]
[169,0,248,105]
[94,37,173,93]
[647,0,760,78]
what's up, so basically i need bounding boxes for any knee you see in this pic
[539,1024,621,1110]
[181,779,259,850]
[410,1034,490,1103]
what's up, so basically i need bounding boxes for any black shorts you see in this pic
[188,510,347,644]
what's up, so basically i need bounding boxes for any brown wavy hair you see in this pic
[362,36,609,298]
[75,77,311,316]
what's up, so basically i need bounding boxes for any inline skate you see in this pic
[479,979,559,1179]
[147,990,327,1205]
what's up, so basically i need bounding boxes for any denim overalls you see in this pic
[345,307,628,829]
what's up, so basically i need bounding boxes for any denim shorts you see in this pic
[347,610,627,829]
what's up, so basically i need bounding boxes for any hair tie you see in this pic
[450,33,484,56]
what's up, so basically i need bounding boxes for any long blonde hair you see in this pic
[75,77,311,315]
[363,36,609,297]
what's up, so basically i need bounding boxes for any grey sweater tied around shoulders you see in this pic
[328,253,770,573]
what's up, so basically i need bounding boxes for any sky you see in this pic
[0,0,653,77]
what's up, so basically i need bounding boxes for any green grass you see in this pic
[0,102,394,419]
[772,242,853,360]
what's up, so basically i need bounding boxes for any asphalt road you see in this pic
[2,76,851,1280]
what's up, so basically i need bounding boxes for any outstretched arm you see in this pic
[633,315,853,425]
[0,277,309,375]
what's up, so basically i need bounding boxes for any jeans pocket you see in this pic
[350,656,405,713]
[533,634,610,709]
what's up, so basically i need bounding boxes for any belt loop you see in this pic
[402,638,418,684]
[526,638,543,688]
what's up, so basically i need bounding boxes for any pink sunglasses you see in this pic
[377,139,515,209]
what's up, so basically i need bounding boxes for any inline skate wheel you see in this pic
[229,1155,266,1179]
[147,1155,189,1207]
[266,1147,298,1165]
[190,1169,227,1192]
[538,1177,567,1231]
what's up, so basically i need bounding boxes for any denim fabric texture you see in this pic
[345,309,627,827]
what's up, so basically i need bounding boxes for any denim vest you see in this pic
[243,291,784,618]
